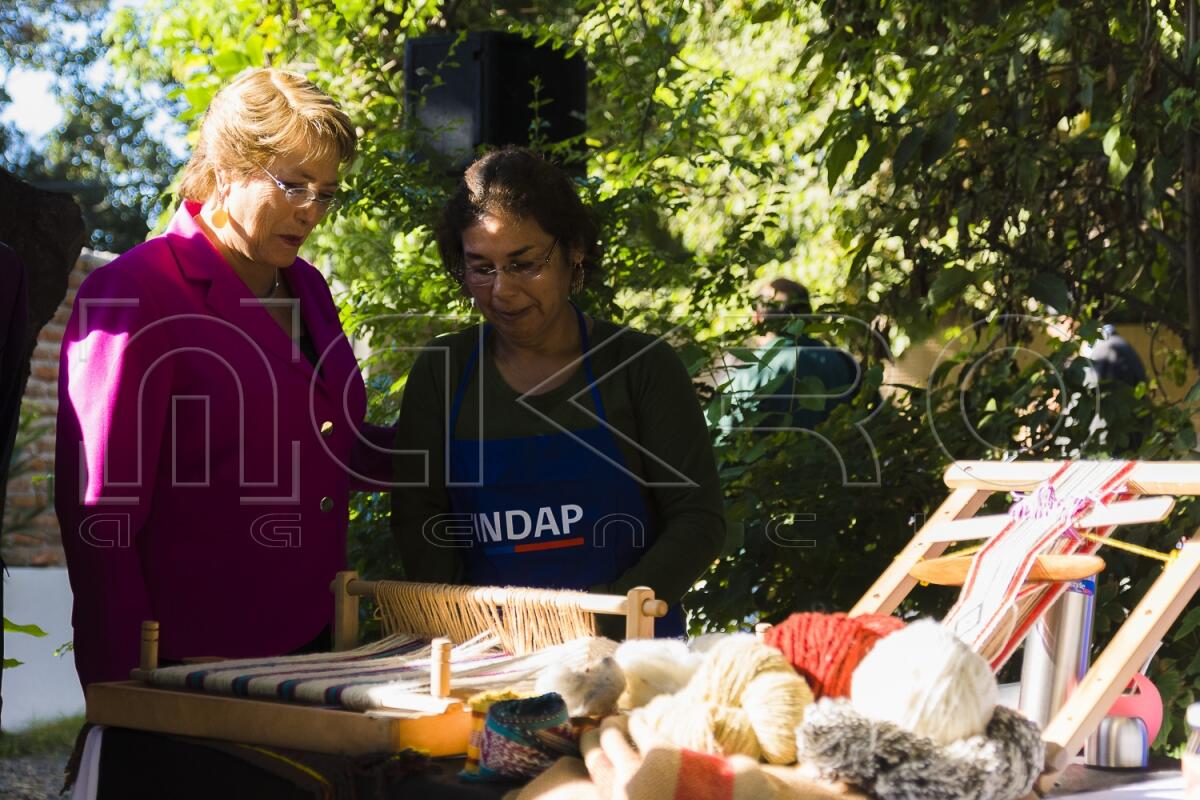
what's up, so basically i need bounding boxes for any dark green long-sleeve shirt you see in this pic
[390,318,725,608]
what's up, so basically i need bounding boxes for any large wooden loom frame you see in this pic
[849,460,1200,796]
[86,576,667,757]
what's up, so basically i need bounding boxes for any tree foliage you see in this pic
[1,0,180,252]
[790,0,1200,745]
[803,1,1196,354]
[104,0,1200,749]
[0,0,108,71]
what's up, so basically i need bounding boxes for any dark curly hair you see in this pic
[436,146,601,288]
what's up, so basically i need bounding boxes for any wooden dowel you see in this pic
[944,461,1200,495]
[923,496,1177,543]
[625,587,656,639]
[331,571,360,652]
[344,579,667,619]
[140,620,159,671]
[430,638,452,699]
[909,554,1105,587]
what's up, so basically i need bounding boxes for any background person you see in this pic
[1082,323,1149,453]
[719,278,866,434]
[56,68,391,690]
[390,147,724,638]
[1086,323,1147,389]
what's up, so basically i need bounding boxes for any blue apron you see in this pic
[446,307,685,637]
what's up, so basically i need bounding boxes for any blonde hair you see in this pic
[179,68,357,202]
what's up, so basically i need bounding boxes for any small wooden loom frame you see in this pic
[848,460,1200,796]
[86,576,667,757]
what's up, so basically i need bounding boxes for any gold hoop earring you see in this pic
[211,208,229,228]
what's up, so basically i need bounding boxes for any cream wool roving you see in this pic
[849,618,997,746]
[534,654,627,718]
[628,634,813,764]
[612,638,701,709]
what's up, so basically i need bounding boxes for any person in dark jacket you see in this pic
[718,278,866,434]
[0,241,30,724]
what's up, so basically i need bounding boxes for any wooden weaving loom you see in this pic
[86,575,667,757]
[849,459,1200,796]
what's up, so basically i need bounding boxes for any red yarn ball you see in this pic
[762,612,905,699]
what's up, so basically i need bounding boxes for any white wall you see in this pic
[3,567,84,730]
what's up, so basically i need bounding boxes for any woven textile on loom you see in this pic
[941,460,1134,669]
[145,581,613,712]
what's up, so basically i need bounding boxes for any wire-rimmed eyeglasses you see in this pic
[463,238,558,286]
[259,165,338,211]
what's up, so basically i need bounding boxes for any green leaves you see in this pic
[852,139,886,187]
[3,617,47,669]
[1103,123,1136,184]
[920,109,958,166]
[750,2,785,24]
[828,106,956,193]
[1028,272,1071,312]
[3,618,47,638]
[928,266,972,306]
[826,130,860,189]
[1175,606,1200,640]
[210,47,249,78]
[892,127,925,173]
[793,375,830,411]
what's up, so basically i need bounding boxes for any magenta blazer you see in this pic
[56,201,391,688]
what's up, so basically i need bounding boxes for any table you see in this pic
[1051,762,1186,799]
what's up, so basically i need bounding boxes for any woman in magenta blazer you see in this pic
[55,69,391,689]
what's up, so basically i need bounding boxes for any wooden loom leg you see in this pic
[430,638,452,698]
[849,486,991,617]
[140,620,159,671]
[626,587,656,639]
[1035,535,1200,795]
[332,570,360,652]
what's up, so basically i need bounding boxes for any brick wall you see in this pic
[3,250,115,567]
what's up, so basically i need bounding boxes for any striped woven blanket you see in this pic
[147,633,616,713]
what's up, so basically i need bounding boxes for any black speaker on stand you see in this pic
[404,31,587,170]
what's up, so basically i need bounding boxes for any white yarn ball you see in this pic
[613,638,701,709]
[849,619,996,746]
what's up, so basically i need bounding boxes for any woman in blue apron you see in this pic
[391,147,725,639]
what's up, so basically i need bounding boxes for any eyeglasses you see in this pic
[463,238,558,286]
[259,165,338,211]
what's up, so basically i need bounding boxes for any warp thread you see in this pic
[372,581,597,655]
[1008,483,1109,544]
[762,612,905,699]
